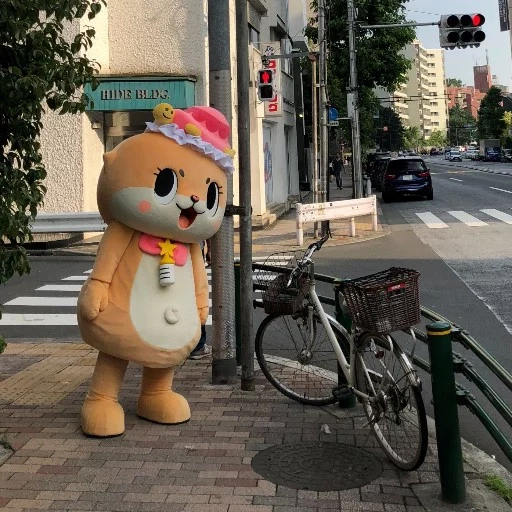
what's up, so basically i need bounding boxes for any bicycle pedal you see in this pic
[332,385,352,400]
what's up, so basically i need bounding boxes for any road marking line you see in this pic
[449,178,463,182]
[84,269,93,274]
[36,284,83,292]
[447,211,488,227]
[489,186,512,194]
[481,209,512,224]
[0,314,77,326]
[62,276,88,281]
[415,212,449,229]
[4,297,78,307]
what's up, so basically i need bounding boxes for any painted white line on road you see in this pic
[62,276,88,281]
[84,269,93,274]
[0,314,77,325]
[36,284,83,292]
[489,186,512,194]
[481,209,512,224]
[4,297,78,307]
[449,178,463,182]
[447,211,488,227]
[415,212,449,229]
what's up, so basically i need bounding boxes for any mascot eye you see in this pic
[154,168,178,204]
[206,182,220,215]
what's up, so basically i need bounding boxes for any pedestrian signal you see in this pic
[439,14,486,49]
[257,69,275,101]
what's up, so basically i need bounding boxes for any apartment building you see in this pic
[447,86,485,119]
[375,40,449,141]
[37,0,305,228]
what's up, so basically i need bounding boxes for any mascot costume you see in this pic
[77,103,234,437]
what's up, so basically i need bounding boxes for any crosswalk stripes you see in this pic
[0,255,293,327]
[414,208,512,229]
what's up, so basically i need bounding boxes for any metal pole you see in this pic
[427,322,466,504]
[347,0,363,199]
[318,0,329,234]
[236,0,254,391]
[208,0,237,384]
[312,57,319,237]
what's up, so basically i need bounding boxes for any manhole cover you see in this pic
[251,442,383,491]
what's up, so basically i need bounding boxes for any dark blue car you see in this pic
[381,157,433,202]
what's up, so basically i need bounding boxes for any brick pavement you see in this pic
[1,341,510,511]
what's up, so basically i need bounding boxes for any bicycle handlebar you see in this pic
[286,234,330,287]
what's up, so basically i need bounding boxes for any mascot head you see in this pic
[97,104,234,243]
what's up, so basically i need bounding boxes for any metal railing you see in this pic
[29,212,106,233]
[235,262,512,468]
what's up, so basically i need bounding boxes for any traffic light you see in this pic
[439,14,486,49]
[257,69,275,101]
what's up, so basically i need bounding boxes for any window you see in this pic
[249,24,260,47]
[431,101,438,106]
[388,160,427,173]
[432,111,439,116]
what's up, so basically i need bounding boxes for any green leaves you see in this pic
[477,87,507,141]
[448,105,475,145]
[0,0,103,342]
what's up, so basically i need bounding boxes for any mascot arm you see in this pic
[79,222,134,320]
[191,242,209,325]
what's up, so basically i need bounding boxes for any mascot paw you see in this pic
[137,390,191,425]
[79,279,109,321]
[81,396,125,437]
[199,306,209,325]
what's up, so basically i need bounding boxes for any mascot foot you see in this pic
[137,390,191,425]
[81,396,125,437]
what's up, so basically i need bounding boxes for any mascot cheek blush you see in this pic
[77,104,234,437]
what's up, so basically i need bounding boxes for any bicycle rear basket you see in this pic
[339,267,420,334]
[254,251,307,315]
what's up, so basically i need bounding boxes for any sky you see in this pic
[405,0,512,88]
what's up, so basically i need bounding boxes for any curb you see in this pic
[436,161,512,176]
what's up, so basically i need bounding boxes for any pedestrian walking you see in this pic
[333,152,344,189]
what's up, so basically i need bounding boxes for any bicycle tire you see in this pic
[354,332,428,471]
[255,311,350,406]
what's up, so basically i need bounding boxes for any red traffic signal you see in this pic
[440,14,486,49]
[257,69,275,101]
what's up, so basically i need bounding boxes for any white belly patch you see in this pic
[129,252,200,349]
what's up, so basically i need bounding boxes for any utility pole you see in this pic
[208,0,237,384]
[235,0,254,391]
[318,0,329,234]
[347,0,363,199]
[311,56,319,237]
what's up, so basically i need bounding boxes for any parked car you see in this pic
[381,157,433,202]
[484,147,501,162]
[370,157,391,191]
[365,151,391,177]
[444,148,452,160]
[448,150,462,162]
[420,148,428,155]
[465,149,478,160]
[501,149,512,162]
[430,148,439,156]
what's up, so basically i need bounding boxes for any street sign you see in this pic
[328,121,339,127]
[328,107,339,123]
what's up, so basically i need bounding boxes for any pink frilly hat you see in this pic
[145,104,235,174]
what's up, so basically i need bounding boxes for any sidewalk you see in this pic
[32,173,389,259]
[0,341,511,511]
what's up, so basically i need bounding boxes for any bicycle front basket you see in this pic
[340,267,420,334]
[262,274,308,315]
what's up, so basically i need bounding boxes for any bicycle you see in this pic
[254,235,428,470]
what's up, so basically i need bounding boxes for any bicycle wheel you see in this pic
[354,332,428,470]
[255,311,350,406]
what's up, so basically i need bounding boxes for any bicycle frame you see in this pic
[303,260,377,402]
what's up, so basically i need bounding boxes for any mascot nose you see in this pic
[190,195,199,203]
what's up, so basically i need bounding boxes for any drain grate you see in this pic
[251,441,383,491]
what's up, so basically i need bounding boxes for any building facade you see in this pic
[375,40,448,141]
[474,65,492,93]
[38,0,305,228]
[447,86,485,119]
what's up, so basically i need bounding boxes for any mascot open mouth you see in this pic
[178,207,198,229]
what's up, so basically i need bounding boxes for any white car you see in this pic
[449,151,462,162]
[465,149,478,159]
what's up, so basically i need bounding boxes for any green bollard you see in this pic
[234,261,241,366]
[427,321,466,504]
[334,281,356,409]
